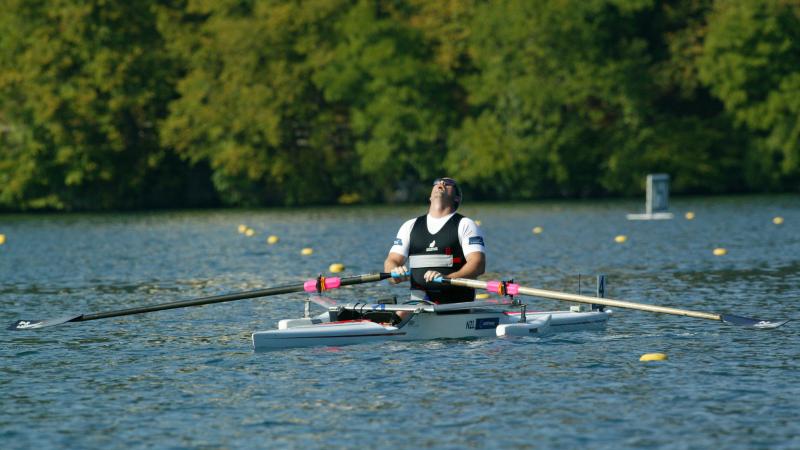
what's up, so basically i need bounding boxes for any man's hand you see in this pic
[390,265,410,284]
[423,270,443,282]
[385,253,409,284]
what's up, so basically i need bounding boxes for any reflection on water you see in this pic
[1,195,798,449]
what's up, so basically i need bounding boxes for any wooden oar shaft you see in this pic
[447,278,722,322]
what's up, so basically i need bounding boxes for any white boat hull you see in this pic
[252,308,610,351]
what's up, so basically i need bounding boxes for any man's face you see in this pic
[430,178,460,205]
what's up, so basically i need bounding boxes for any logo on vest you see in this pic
[426,240,438,252]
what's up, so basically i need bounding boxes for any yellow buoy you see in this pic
[614,235,627,243]
[773,216,784,225]
[0,234,5,245]
[532,226,543,234]
[476,293,490,300]
[267,235,279,245]
[474,220,482,226]
[301,248,314,256]
[245,228,255,237]
[713,248,727,256]
[685,212,695,220]
[329,263,345,273]
[640,353,668,362]
[237,224,247,234]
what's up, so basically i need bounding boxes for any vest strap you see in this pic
[408,254,454,269]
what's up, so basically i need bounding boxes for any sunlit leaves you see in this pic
[699,0,800,183]
[1,0,797,210]
[0,0,181,209]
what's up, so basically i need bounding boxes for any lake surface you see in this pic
[1,196,798,449]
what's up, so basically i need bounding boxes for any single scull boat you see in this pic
[251,277,613,350]
[251,298,610,351]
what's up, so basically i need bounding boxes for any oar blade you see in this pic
[721,314,789,329]
[8,315,83,331]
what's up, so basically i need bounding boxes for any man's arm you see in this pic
[451,251,485,279]
[423,251,485,282]
[384,252,408,284]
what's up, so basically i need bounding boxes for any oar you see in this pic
[435,277,789,328]
[9,272,395,330]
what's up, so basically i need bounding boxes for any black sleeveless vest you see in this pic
[408,213,475,304]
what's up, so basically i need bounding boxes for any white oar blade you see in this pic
[8,315,83,331]
[721,314,789,329]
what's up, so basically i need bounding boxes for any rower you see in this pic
[383,177,486,308]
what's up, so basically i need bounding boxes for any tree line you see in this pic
[1,0,798,211]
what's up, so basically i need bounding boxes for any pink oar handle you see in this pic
[304,277,342,292]
[486,280,519,295]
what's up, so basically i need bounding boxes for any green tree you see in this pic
[160,0,362,206]
[311,0,459,201]
[607,0,750,194]
[1,0,796,211]
[446,0,657,198]
[699,0,800,188]
[0,0,186,210]
[446,0,759,197]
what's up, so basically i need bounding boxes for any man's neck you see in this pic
[428,203,455,218]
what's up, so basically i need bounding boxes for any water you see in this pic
[1,196,798,449]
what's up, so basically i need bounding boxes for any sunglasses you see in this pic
[432,178,458,187]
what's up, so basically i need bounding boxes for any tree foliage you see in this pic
[698,0,800,187]
[0,0,796,211]
[0,0,199,210]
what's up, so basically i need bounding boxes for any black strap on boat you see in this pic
[500,279,516,303]
[315,274,326,293]
[501,278,526,320]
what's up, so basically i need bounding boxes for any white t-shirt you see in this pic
[389,213,485,258]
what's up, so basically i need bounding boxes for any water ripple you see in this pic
[1,197,798,449]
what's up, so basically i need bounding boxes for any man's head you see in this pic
[430,177,462,210]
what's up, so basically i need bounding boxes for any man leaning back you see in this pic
[383,177,486,304]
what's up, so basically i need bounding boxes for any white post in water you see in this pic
[627,173,674,220]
